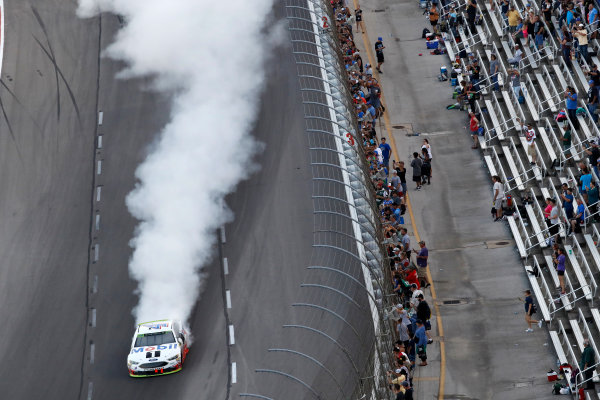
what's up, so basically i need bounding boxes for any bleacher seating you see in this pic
[441,0,600,393]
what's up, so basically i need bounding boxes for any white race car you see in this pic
[127,319,189,377]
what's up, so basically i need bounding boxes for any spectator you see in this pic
[409,283,424,307]
[415,293,433,343]
[392,383,405,400]
[489,53,500,91]
[375,37,385,73]
[507,5,520,33]
[548,198,560,244]
[542,0,553,29]
[580,166,592,201]
[507,44,523,67]
[560,25,574,71]
[414,240,430,288]
[565,86,579,129]
[562,127,572,155]
[394,160,408,195]
[492,175,505,221]
[543,197,553,225]
[561,186,575,219]
[421,154,432,185]
[566,4,575,28]
[586,141,600,178]
[466,0,477,34]
[469,111,479,149]
[379,137,391,168]
[355,5,364,33]
[410,152,423,190]
[390,170,401,192]
[573,24,590,63]
[500,0,509,25]
[525,123,537,165]
[466,59,481,86]
[533,15,546,50]
[429,4,440,34]
[507,68,522,98]
[402,381,414,400]
[421,139,432,162]
[414,320,428,366]
[568,197,586,236]
[520,289,542,332]
[590,4,599,39]
[580,338,596,390]
[400,227,411,258]
[553,247,566,294]
[588,80,599,124]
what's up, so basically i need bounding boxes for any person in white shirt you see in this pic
[409,284,424,307]
[492,175,505,221]
[525,123,537,165]
[507,44,523,67]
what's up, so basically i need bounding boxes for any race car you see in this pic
[127,319,189,377]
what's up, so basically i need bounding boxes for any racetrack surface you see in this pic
[0,1,327,399]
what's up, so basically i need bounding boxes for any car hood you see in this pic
[128,343,180,364]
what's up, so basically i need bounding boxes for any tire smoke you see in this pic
[77,0,275,325]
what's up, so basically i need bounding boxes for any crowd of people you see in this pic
[331,1,439,398]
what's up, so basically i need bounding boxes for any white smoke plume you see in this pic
[77,0,276,325]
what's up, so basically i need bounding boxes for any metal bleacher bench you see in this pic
[584,234,600,273]
[564,244,593,300]
[525,264,551,322]
[508,215,527,257]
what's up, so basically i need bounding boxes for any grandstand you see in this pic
[440,0,600,395]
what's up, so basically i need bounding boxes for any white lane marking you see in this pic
[92,275,98,294]
[87,381,93,400]
[226,290,232,309]
[223,257,229,275]
[231,362,237,384]
[90,343,95,364]
[96,186,102,202]
[98,111,103,125]
[229,325,235,345]
[97,135,103,149]
[93,244,99,262]
[95,214,100,230]
[220,225,226,243]
[97,160,102,175]
[91,308,96,327]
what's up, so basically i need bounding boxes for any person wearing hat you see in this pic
[574,23,590,63]
[588,79,599,123]
[507,44,523,67]
[375,37,385,73]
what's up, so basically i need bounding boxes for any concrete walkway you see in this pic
[351,0,559,398]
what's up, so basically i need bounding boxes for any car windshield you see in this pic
[134,331,176,347]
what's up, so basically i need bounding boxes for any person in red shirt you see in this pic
[403,267,420,288]
[469,112,479,149]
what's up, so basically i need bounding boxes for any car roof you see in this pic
[136,319,175,334]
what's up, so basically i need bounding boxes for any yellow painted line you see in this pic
[350,2,446,399]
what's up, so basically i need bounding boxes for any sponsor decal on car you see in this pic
[130,344,178,353]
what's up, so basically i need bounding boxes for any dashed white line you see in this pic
[223,257,229,275]
[89,343,95,364]
[92,275,98,294]
[97,135,103,149]
[226,290,232,309]
[229,325,235,345]
[91,308,96,327]
[95,214,100,230]
[232,362,237,384]
[96,187,102,202]
[220,225,226,243]
[98,111,103,126]
[87,381,93,400]
[93,244,99,262]
[96,160,102,175]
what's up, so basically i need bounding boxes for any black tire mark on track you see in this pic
[77,14,102,400]
[0,93,24,165]
[30,6,61,121]
[0,80,43,133]
[32,35,82,126]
